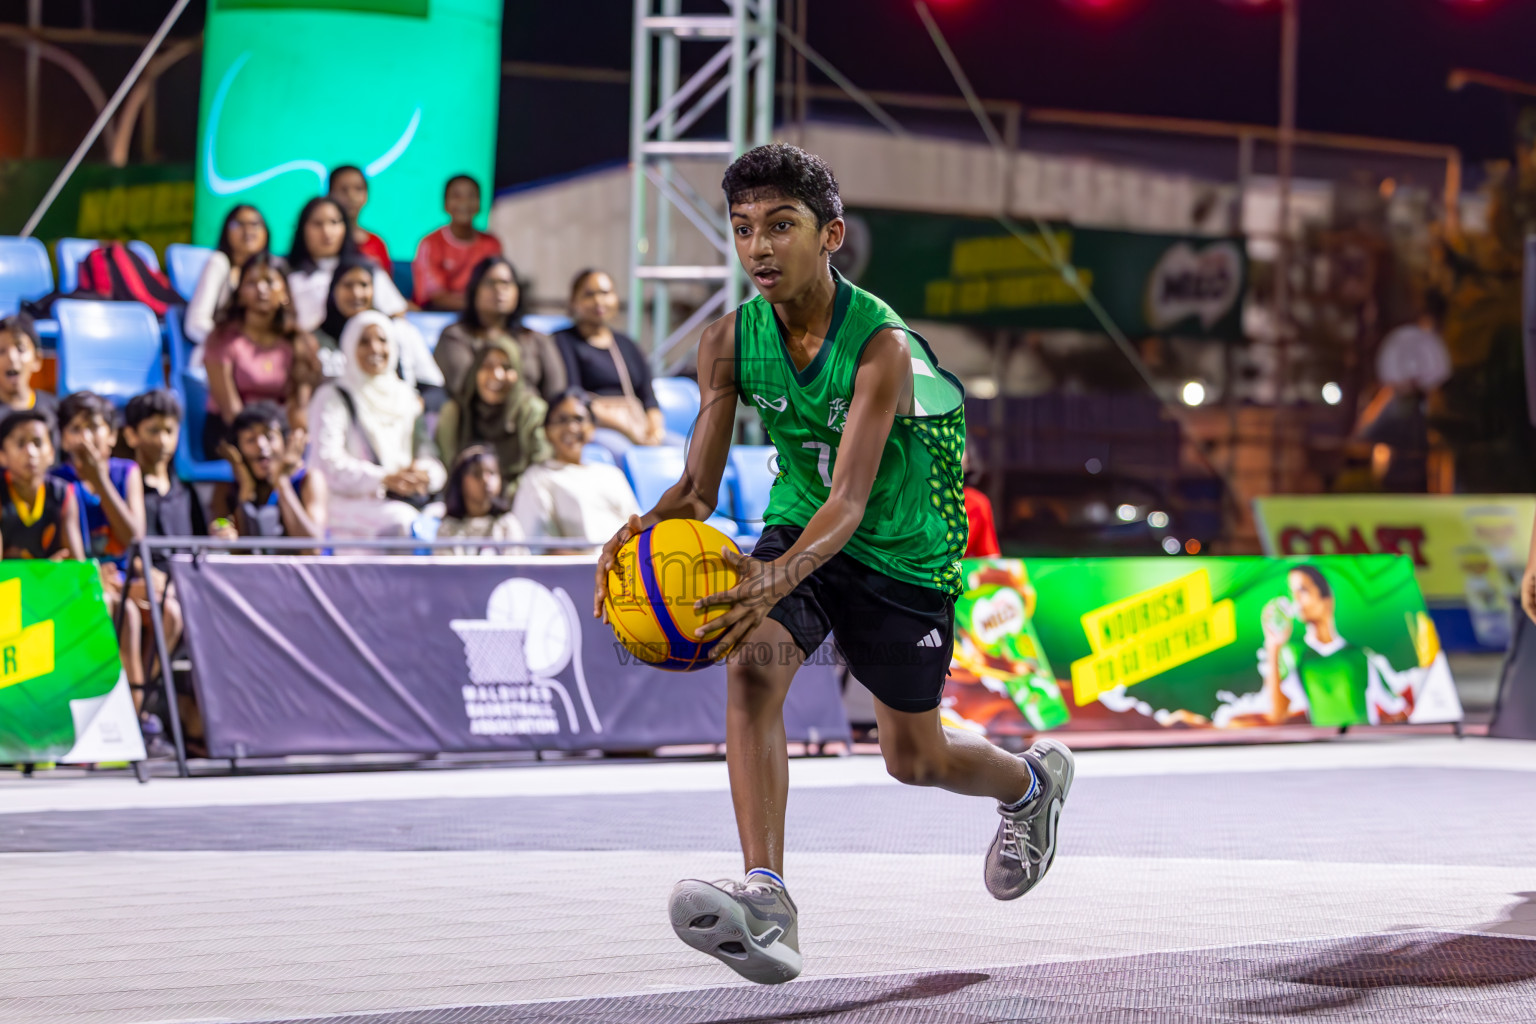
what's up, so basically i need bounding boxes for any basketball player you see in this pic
[593,144,1073,984]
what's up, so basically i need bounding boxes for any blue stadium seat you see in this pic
[165,311,233,483]
[582,443,616,467]
[522,313,573,336]
[166,243,214,302]
[623,445,685,511]
[404,311,457,353]
[623,445,734,532]
[727,445,777,540]
[56,238,160,294]
[410,513,442,556]
[391,260,412,303]
[0,236,54,304]
[54,299,165,404]
[652,376,700,440]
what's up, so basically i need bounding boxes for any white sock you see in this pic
[1000,762,1039,812]
[746,866,785,889]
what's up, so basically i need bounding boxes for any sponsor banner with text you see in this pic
[172,556,850,758]
[0,561,145,763]
[1254,495,1536,651]
[943,555,1460,738]
[836,207,1247,338]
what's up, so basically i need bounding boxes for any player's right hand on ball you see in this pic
[593,514,647,622]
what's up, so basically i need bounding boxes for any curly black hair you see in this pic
[721,144,843,228]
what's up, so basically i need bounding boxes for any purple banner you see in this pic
[172,556,851,758]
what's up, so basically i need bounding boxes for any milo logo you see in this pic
[966,587,1026,649]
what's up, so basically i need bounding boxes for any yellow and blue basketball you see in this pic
[604,519,740,672]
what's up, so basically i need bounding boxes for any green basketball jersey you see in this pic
[734,268,967,594]
[1282,639,1371,728]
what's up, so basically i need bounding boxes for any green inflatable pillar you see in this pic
[194,0,503,257]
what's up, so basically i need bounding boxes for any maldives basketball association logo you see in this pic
[450,578,603,737]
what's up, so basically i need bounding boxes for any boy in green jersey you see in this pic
[594,144,1075,985]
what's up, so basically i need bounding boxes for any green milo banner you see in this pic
[837,207,1247,339]
[943,555,1462,737]
[0,562,145,763]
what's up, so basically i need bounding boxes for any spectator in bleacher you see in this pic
[435,337,548,500]
[316,256,443,392]
[412,175,502,311]
[0,410,82,559]
[286,196,407,333]
[435,256,566,403]
[438,445,527,553]
[310,311,444,539]
[123,388,203,667]
[211,402,326,541]
[184,204,272,347]
[204,253,321,459]
[52,391,144,564]
[53,391,151,700]
[512,390,640,547]
[961,439,1000,558]
[125,388,206,551]
[0,313,58,426]
[554,269,665,455]
[327,165,391,271]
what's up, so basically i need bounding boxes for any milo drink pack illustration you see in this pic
[951,561,1071,731]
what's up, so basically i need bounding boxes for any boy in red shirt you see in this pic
[329,165,392,272]
[412,174,502,311]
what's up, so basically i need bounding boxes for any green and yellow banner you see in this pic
[0,562,144,763]
[943,555,1461,737]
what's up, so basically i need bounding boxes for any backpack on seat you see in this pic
[75,242,182,316]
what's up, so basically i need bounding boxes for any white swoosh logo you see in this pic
[204,51,422,196]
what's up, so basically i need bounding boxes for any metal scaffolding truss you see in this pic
[628,0,775,371]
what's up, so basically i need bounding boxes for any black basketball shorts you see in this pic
[750,524,955,713]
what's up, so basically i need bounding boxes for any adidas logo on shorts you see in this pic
[915,628,944,648]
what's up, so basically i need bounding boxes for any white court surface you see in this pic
[2,737,1536,1023]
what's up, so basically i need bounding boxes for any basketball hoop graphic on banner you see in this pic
[450,578,603,737]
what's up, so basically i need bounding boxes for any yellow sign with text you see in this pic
[1070,568,1237,704]
[1080,569,1213,654]
[1253,495,1535,603]
[0,578,55,690]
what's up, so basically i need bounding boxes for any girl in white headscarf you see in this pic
[309,310,446,539]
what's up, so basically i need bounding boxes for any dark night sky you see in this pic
[3,0,1534,188]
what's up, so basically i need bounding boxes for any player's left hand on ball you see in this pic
[694,548,791,660]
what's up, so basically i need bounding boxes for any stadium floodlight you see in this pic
[1148,510,1170,529]
[1116,504,1138,522]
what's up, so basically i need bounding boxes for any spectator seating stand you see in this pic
[165,243,214,303]
[652,375,700,442]
[403,311,456,353]
[55,237,161,295]
[165,308,234,483]
[53,299,165,406]
[0,235,60,339]
[623,443,744,542]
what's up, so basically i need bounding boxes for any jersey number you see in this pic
[802,441,833,488]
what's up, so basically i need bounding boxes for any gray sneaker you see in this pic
[669,876,802,985]
[984,737,1075,900]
